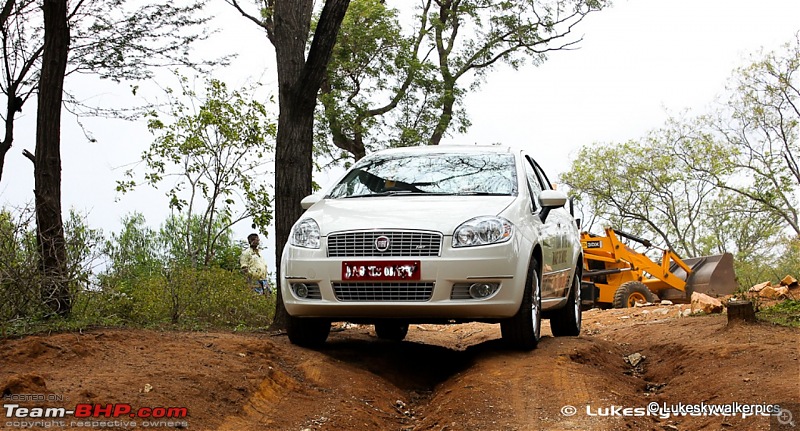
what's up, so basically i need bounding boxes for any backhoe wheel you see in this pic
[287,316,331,348]
[613,281,658,308]
[551,269,582,337]
[501,261,541,350]
[374,322,409,341]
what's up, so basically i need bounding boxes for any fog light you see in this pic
[293,283,309,298]
[468,283,498,299]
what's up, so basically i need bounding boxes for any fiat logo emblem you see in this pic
[375,236,390,252]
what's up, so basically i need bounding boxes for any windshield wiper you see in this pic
[343,190,416,198]
[342,190,510,198]
[344,191,512,198]
[453,191,509,196]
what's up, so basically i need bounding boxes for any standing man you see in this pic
[240,233,270,295]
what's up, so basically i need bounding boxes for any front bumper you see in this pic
[280,239,529,321]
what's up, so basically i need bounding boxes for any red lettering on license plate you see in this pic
[341,261,421,281]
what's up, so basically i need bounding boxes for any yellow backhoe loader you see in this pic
[580,227,738,308]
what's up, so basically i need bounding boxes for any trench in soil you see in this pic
[276,328,653,430]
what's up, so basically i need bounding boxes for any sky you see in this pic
[1,0,799,268]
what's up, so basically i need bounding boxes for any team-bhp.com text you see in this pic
[5,403,189,429]
[4,403,187,419]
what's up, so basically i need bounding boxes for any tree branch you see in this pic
[299,0,350,111]
[0,0,14,28]
[22,148,34,163]
[226,0,273,39]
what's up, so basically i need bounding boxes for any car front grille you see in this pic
[332,282,434,302]
[327,230,442,257]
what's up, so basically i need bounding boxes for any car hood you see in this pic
[304,195,517,236]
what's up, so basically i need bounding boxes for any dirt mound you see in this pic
[1,373,49,397]
[1,307,798,430]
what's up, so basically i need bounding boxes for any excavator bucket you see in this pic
[670,252,738,297]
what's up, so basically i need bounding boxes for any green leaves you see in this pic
[562,37,800,285]
[713,36,800,235]
[119,73,277,266]
[70,0,226,82]
[316,0,607,164]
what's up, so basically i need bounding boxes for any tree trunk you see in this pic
[430,2,455,147]
[727,300,756,325]
[430,86,455,146]
[321,80,367,161]
[0,0,17,182]
[0,85,21,183]
[272,106,314,330]
[270,0,350,330]
[35,0,70,316]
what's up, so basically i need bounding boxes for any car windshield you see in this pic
[327,151,518,199]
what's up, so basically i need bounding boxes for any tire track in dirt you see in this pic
[410,328,646,431]
[258,323,638,430]
[216,343,414,431]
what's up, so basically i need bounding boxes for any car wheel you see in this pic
[550,269,582,336]
[501,260,541,350]
[287,316,331,347]
[374,322,409,341]
[612,281,658,308]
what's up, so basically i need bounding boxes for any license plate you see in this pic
[342,261,421,281]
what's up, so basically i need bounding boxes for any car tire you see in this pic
[374,322,409,341]
[550,269,582,337]
[287,316,331,347]
[501,260,541,350]
[612,281,658,308]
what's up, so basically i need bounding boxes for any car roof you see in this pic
[369,144,517,156]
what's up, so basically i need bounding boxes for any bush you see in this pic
[733,236,800,290]
[0,209,42,327]
[95,212,274,329]
[1,208,274,336]
[79,266,274,330]
[758,300,800,328]
[774,237,800,281]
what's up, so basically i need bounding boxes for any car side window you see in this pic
[523,158,543,212]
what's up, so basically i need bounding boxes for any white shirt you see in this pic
[239,247,268,280]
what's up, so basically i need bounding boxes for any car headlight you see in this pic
[291,218,321,249]
[452,216,513,248]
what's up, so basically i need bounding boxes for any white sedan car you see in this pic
[281,145,583,349]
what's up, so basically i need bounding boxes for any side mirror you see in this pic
[538,190,568,222]
[300,194,321,210]
[539,190,567,208]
